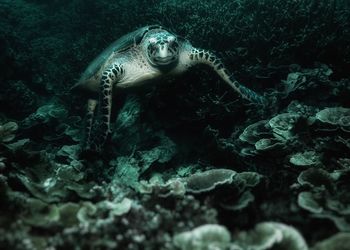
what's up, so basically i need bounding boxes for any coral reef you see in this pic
[0,0,349,249]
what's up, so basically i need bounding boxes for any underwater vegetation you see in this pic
[0,0,350,249]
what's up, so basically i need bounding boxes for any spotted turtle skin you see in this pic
[73,25,267,151]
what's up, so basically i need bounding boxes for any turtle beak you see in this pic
[158,44,169,58]
[153,44,174,65]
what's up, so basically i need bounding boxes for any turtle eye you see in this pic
[167,36,175,43]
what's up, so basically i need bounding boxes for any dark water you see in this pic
[0,0,350,249]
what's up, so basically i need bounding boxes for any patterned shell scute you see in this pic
[80,25,163,81]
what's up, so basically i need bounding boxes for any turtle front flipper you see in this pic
[87,63,125,152]
[189,48,267,106]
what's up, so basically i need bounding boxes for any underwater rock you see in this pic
[173,224,231,250]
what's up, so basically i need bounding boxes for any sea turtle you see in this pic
[72,25,267,151]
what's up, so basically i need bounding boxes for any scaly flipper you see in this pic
[189,48,267,106]
[87,63,125,151]
[84,98,98,149]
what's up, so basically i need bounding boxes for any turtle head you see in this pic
[145,31,179,69]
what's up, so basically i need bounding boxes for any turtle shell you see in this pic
[78,25,163,83]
